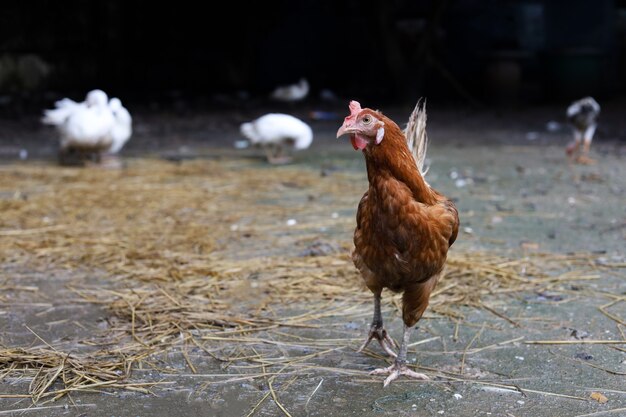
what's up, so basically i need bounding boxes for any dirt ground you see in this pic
[0,100,625,417]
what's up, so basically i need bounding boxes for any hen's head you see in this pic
[336,100,385,150]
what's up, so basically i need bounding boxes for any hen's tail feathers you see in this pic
[404,99,429,177]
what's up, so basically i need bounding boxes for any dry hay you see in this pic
[0,158,622,404]
[72,251,608,347]
[0,346,157,404]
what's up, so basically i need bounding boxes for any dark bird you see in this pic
[565,96,600,165]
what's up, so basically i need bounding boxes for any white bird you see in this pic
[42,89,117,166]
[239,113,313,164]
[106,97,132,154]
[565,96,600,164]
[270,78,309,102]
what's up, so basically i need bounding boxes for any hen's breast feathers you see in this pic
[355,177,458,290]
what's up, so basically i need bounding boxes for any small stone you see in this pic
[299,239,339,257]
[525,131,540,140]
[491,216,503,224]
[234,140,249,149]
[546,121,561,132]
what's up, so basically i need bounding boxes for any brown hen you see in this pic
[337,100,459,386]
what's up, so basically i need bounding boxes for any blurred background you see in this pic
[1,0,626,150]
[2,0,626,108]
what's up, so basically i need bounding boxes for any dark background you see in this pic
[1,0,625,116]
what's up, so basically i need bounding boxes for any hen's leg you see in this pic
[371,279,437,386]
[358,292,397,358]
[370,324,429,387]
[566,130,582,161]
[100,153,123,169]
[263,144,274,163]
[266,144,292,164]
[577,125,596,164]
[565,139,580,158]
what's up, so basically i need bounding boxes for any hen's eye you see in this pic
[363,116,372,124]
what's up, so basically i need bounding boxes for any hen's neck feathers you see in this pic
[364,119,437,205]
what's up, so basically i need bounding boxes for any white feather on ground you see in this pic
[239,113,313,164]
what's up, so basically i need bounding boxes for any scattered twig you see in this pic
[573,408,626,417]
[525,340,626,345]
[304,378,324,411]
[460,322,485,374]
[0,403,96,415]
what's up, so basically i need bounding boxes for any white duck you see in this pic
[270,78,309,102]
[565,96,600,165]
[106,97,132,154]
[239,113,313,164]
[42,89,116,165]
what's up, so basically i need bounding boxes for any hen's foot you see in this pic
[267,155,293,165]
[358,326,397,358]
[575,155,596,165]
[97,155,124,169]
[370,363,429,387]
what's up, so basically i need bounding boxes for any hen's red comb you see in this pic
[344,100,362,123]
[349,100,361,115]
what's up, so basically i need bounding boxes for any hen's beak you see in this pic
[336,123,355,138]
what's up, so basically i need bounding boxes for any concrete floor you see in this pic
[1,104,625,416]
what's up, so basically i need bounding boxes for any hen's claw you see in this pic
[358,326,397,358]
[370,363,429,387]
[575,155,596,165]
